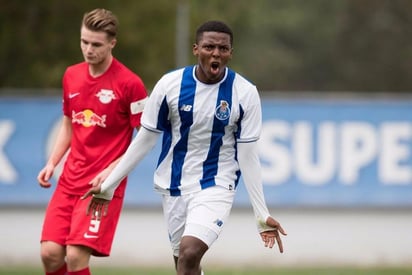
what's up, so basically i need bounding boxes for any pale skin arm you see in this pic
[87,157,121,189]
[37,116,72,188]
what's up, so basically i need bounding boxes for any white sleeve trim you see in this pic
[95,127,160,200]
[237,141,271,232]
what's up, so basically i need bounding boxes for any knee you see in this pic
[65,250,80,267]
[40,242,65,269]
[65,245,92,270]
[178,245,204,266]
[177,236,208,272]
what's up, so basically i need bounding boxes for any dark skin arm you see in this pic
[83,127,141,219]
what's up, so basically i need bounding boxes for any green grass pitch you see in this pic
[0,266,411,275]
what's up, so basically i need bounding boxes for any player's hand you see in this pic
[89,167,111,187]
[259,216,287,253]
[81,166,110,200]
[86,197,110,219]
[37,164,55,188]
[81,183,102,200]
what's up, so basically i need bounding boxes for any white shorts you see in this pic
[161,185,235,257]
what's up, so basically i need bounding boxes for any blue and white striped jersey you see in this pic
[141,65,262,196]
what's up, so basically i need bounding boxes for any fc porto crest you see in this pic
[215,100,230,120]
[96,89,116,104]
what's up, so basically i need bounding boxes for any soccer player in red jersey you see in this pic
[37,8,148,275]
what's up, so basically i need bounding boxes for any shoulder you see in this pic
[111,58,139,78]
[65,62,87,75]
[231,70,259,100]
[159,66,188,82]
[112,58,145,87]
[153,66,189,91]
[232,70,256,89]
[63,62,87,85]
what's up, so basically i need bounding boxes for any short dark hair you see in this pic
[195,20,233,46]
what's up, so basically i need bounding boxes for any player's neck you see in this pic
[89,55,113,78]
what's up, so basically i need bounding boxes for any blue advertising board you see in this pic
[0,97,411,207]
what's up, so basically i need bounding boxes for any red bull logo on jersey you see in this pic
[72,109,107,128]
[96,89,115,104]
[215,100,230,120]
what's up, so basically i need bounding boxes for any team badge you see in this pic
[215,100,230,120]
[96,89,115,104]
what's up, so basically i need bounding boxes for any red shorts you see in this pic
[41,185,124,257]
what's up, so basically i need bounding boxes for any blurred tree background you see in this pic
[0,0,411,96]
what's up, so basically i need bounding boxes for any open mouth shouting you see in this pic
[210,62,221,75]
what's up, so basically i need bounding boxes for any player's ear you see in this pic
[192,43,198,56]
[110,38,117,49]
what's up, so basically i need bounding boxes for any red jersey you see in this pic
[60,58,147,196]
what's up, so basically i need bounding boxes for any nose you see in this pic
[85,44,94,53]
[212,47,220,57]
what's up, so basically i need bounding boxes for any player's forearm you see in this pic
[237,141,271,231]
[106,155,122,172]
[99,127,159,197]
[47,116,72,167]
[104,125,142,171]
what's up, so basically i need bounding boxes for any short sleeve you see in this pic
[141,75,169,133]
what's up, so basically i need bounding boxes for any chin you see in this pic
[85,57,97,63]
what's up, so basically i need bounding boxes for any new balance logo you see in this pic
[214,219,223,227]
[180,104,192,112]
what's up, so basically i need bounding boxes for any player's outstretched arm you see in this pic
[81,127,160,216]
[237,141,287,253]
[83,154,123,199]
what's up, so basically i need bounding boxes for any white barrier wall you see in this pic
[1,208,411,268]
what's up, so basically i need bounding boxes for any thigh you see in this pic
[41,188,75,245]
[162,194,188,256]
[184,186,235,247]
[67,195,124,257]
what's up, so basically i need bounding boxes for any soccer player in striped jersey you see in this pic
[37,8,148,275]
[83,20,287,275]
